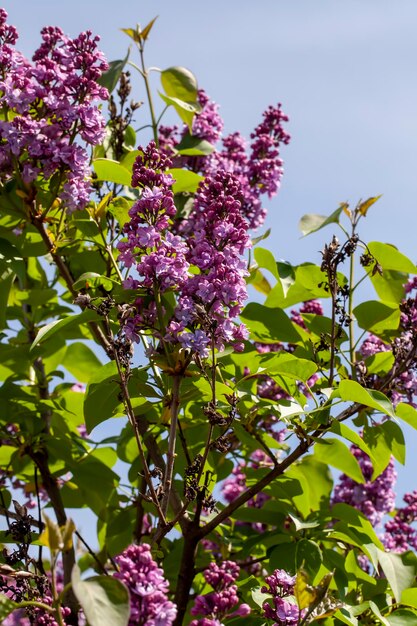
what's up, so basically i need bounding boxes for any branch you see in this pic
[196,402,362,540]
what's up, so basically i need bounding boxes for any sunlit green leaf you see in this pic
[72,565,130,626]
[377,549,416,603]
[93,159,132,187]
[338,379,395,418]
[167,168,203,193]
[314,438,364,483]
[161,66,198,102]
[298,204,346,236]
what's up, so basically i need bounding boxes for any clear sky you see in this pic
[4,1,417,521]
[5,0,417,263]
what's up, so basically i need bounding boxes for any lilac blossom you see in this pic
[172,169,251,354]
[360,334,390,358]
[114,544,177,626]
[261,569,302,626]
[205,103,290,228]
[332,445,397,526]
[0,11,108,212]
[290,299,324,329]
[190,561,250,625]
[191,90,224,145]
[383,491,417,553]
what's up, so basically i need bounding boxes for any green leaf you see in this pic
[0,594,18,620]
[380,420,405,465]
[167,168,203,193]
[295,539,323,577]
[98,51,129,94]
[62,343,102,383]
[377,549,416,603]
[175,134,214,156]
[338,379,395,418]
[285,456,333,517]
[159,92,199,131]
[30,310,100,351]
[254,247,279,280]
[260,352,317,382]
[0,270,14,331]
[387,609,417,626]
[365,350,394,376]
[108,197,132,228]
[84,362,120,432]
[331,503,384,550]
[353,300,400,335]
[265,263,334,309]
[298,204,346,236]
[396,403,417,431]
[367,241,417,273]
[123,125,136,150]
[370,269,407,304]
[240,303,303,344]
[369,601,391,626]
[247,268,271,295]
[276,261,296,297]
[161,66,198,102]
[330,421,374,461]
[401,587,417,608]
[71,565,130,626]
[251,586,271,608]
[72,272,119,291]
[314,438,365,483]
[362,424,393,478]
[93,159,132,187]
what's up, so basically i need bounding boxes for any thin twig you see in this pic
[161,375,181,517]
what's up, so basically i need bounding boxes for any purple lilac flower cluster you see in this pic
[190,561,250,625]
[114,543,177,626]
[0,10,108,211]
[118,142,250,356]
[171,170,250,354]
[383,491,417,553]
[331,445,397,526]
[191,90,224,145]
[118,142,188,289]
[203,103,290,229]
[261,569,302,626]
[159,91,290,229]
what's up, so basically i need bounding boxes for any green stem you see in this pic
[97,220,124,282]
[138,45,159,145]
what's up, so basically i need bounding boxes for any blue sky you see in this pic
[4,1,417,521]
[5,1,417,262]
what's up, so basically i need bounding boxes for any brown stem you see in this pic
[172,527,199,626]
[29,450,78,624]
[135,414,187,528]
[112,342,167,525]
